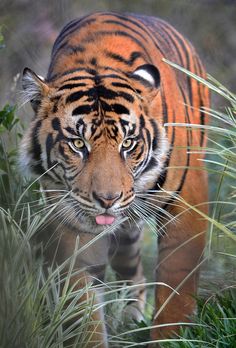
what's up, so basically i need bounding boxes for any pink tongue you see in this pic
[95,214,115,225]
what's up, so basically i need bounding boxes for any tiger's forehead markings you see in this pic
[64,107,138,142]
[56,71,140,140]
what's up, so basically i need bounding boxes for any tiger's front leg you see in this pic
[151,192,207,340]
[42,223,109,348]
[109,221,146,321]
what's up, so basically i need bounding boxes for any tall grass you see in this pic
[0,62,236,347]
[159,60,236,347]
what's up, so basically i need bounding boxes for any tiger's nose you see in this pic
[92,191,122,209]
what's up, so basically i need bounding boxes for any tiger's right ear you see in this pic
[132,64,161,89]
[22,68,49,113]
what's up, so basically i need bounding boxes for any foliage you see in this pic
[0,104,18,132]
[0,103,40,211]
[0,26,4,49]
[160,288,236,348]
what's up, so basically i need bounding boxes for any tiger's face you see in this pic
[20,65,169,232]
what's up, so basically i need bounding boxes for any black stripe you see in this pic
[99,12,151,34]
[179,84,193,146]
[76,118,87,137]
[139,114,145,129]
[119,118,129,135]
[58,82,86,91]
[105,50,143,67]
[128,14,165,55]
[155,156,169,190]
[118,232,140,246]
[30,120,45,175]
[62,76,92,83]
[111,104,130,115]
[137,128,152,173]
[65,169,83,181]
[57,18,79,38]
[119,200,135,210]
[135,144,144,161]
[99,12,162,56]
[161,138,189,211]
[121,192,135,204]
[50,96,60,113]
[98,72,131,83]
[57,44,85,57]
[142,156,158,174]
[111,81,136,92]
[97,84,135,102]
[51,117,61,131]
[65,126,78,136]
[113,264,139,277]
[145,128,152,151]
[194,57,206,147]
[99,100,112,113]
[52,17,96,55]
[199,99,206,147]
[48,68,93,82]
[161,88,168,126]
[32,163,45,176]
[167,28,193,105]
[93,130,103,141]
[102,18,150,43]
[109,247,140,259]
[72,105,93,115]
[31,120,42,162]
[66,90,88,104]
[150,119,159,150]
[157,22,185,68]
[86,264,106,274]
[176,155,189,194]
[44,133,63,181]
[81,30,152,62]
[58,143,69,161]
[46,133,54,168]
[90,57,97,66]
[155,110,176,190]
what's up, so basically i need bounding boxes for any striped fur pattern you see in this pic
[20,12,210,347]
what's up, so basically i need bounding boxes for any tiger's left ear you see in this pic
[22,68,49,113]
[132,64,161,89]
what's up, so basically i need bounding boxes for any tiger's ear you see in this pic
[22,68,49,113]
[132,64,160,89]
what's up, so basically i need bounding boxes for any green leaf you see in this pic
[0,26,4,49]
[0,104,18,131]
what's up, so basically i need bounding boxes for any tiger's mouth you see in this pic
[59,190,134,231]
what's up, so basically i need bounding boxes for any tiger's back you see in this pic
[21,12,210,347]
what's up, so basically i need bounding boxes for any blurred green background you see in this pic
[0,0,236,108]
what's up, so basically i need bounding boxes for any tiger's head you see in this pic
[20,64,169,233]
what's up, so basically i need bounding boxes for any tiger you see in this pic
[20,11,210,347]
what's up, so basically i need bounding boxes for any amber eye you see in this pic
[72,138,85,149]
[122,138,135,150]
[69,138,86,152]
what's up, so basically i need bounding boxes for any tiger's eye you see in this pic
[122,138,133,149]
[72,138,85,149]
